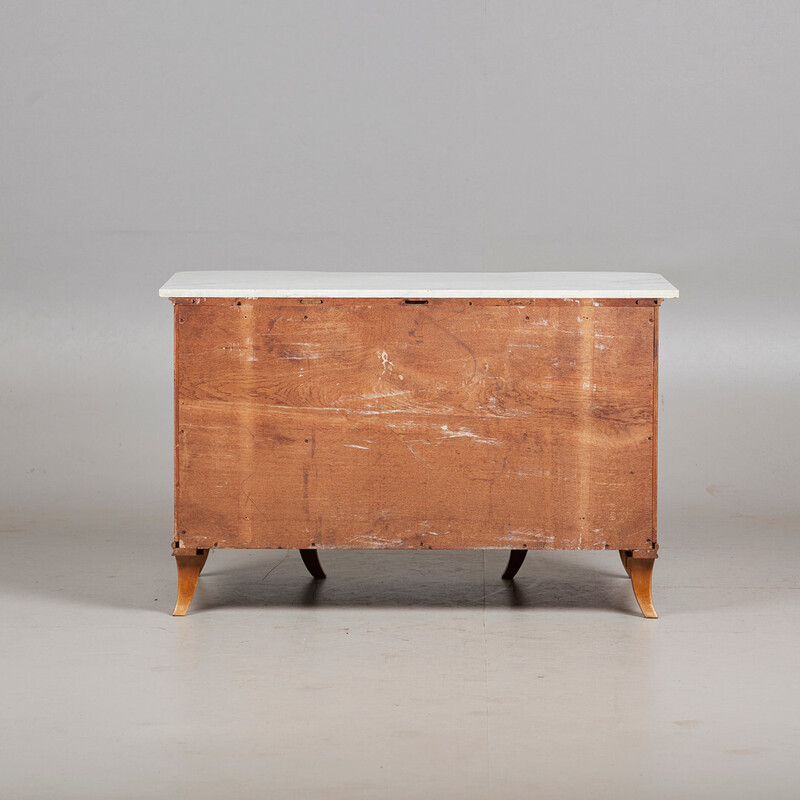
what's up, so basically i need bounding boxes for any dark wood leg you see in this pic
[619,549,632,576]
[173,549,209,616]
[629,558,657,618]
[501,549,528,580]
[300,549,326,579]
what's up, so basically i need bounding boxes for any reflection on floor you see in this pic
[1,505,798,799]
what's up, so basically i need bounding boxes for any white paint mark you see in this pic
[352,409,412,415]
[344,444,369,450]
[353,534,403,546]
[357,389,413,400]
[506,528,556,544]
[379,350,394,378]
[439,424,500,445]
[479,400,529,418]
[508,343,541,349]
[250,404,520,420]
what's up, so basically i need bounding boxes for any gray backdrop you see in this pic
[3,4,800,798]
[2,2,798,522]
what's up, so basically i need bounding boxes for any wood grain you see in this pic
[172,549,209,616]
[173,300,657,553]
[629,557,658,618]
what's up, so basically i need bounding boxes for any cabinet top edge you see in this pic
[159,271,679,299]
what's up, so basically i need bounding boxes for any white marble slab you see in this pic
[159,271,679,299]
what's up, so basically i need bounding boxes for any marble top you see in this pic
[159,271,679,299]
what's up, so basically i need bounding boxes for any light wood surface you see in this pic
[172,550,209,616]
[629,558,657,618]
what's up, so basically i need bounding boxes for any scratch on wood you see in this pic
[405,443,423,460]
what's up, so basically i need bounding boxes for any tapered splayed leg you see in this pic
[501,549,528,580]
[619,549,632,577]
[300,549,326,579]
[629,558,657,618]
[172,549,209,616]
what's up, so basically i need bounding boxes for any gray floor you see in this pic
[2,504,798,800]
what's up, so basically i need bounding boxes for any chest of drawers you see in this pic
[160,271,678,617]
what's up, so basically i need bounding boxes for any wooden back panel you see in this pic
[174,299,656,551]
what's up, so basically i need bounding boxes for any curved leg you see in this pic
[502,549,528,580]
[619,549,632,577]
[300,549,326,579]
[629,558,657,618]
[173,549,209,616]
